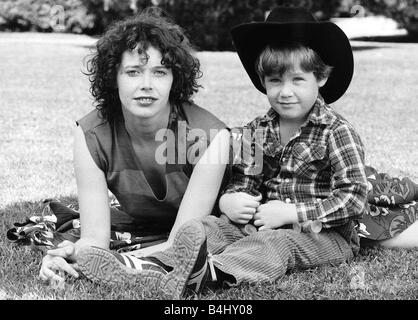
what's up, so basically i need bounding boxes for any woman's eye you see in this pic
[154,70,167,76]
[126,70,140,76]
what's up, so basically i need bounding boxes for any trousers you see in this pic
[152,215,356,285]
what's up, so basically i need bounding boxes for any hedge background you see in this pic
[0,0,417,50]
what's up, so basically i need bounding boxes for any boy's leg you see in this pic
[150,215,246,267]
[212,228,354,285]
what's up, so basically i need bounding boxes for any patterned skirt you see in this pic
[358,166,418,240]
[6,200,168,254]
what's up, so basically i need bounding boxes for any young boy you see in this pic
[74,6,369,299]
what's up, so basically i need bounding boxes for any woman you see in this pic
[39,8,230,283]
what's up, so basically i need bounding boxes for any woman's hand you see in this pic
[39,254,79,283]
[39,241,79,283]
[219,192,261,224]
[46,240,78,261]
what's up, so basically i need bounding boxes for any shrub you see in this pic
[364,0,418,37]
[0,0,95,33]
[80,0,141,34]
[157,0,344,50]
[0,0,351,49]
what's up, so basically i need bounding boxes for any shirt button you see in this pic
[285,198,291,203]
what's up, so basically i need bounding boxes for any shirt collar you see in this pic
[306,95,333,126]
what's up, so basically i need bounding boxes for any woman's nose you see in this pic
[140,72,152,90]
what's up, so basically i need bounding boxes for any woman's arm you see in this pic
[40,125,111,282]
[170,128,230,236]
[135,128,230,255]
[73,124,111,249]
[46,125,111,258]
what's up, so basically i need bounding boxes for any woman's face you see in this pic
[117,45,173,120]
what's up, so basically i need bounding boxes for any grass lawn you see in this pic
[0,32,417,301]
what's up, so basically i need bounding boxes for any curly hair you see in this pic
[84,8,202,121]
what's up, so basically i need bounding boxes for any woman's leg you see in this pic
[378,221,418,249]
[361,167,418,249]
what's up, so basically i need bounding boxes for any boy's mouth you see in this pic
[279,102,298,106]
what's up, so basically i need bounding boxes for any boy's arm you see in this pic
[223,161,264,195]
[295,124,368,227]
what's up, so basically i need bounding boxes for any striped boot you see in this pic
[76,219,212,299]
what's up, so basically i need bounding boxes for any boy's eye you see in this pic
[294,77,305,82]
[266,77,281,83]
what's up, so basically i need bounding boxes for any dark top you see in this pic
[76,102,226,233]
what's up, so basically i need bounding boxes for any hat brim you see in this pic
[230,21,353,104]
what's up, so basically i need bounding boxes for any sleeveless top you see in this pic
[76,102,226,234]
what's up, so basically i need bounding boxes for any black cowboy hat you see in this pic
[230,6,353,104]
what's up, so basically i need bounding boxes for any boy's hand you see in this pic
[254,200,298,231]
[219,192,261,224]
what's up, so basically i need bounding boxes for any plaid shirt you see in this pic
[225,96,368,229]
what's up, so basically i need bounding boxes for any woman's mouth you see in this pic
[135,97,157,105]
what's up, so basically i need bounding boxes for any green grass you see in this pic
[1,33,418,300]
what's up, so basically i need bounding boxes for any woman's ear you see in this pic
[318,76,328,88]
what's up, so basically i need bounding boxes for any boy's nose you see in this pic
[279,83,293,97]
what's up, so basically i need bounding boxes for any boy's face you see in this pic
[264,66,327,124]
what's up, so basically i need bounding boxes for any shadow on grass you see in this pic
[351,45,391,51]
[352,33,418,43]
[75,33,418,53]
[78,43,392,52]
